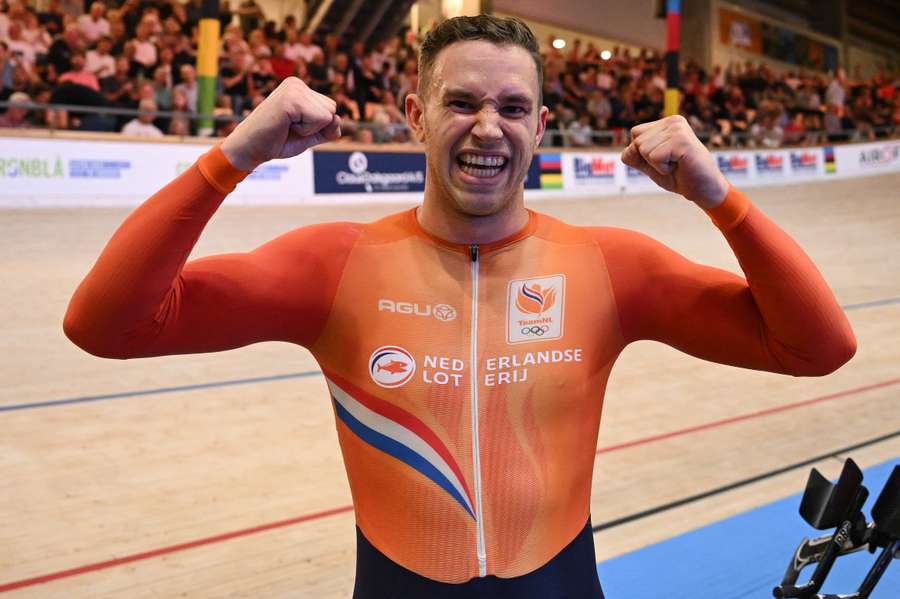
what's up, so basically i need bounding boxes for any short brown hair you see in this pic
[417,15,543,104]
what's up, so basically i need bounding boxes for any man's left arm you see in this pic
[605,115,856,376]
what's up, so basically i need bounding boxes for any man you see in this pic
[58,50,100,92]
[0,90,32,127]
[120,97,162,136]
[85,35,115,79]
[64,16,854,598]
[77,1,109,43]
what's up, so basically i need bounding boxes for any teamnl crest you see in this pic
[506,275,565,344]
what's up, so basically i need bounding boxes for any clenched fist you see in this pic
[220,77,342,172]
[621,115,729,209]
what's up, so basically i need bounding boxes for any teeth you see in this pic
[460,164,502,178]
[458,153,507,167]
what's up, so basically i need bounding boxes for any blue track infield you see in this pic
[597,458,900,598]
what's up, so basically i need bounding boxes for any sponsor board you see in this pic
[0,137,313,205]
[562,153,619,193]
[313,150,425,194]
[789,149,822,176]
[754,151,787,178]
[716,152,752,179]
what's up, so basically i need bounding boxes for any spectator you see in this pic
[167,87,191,134]
[0,42,15,95]
[46,23,83,77]
[236,0,263,37]
[293,30,322,64]
[77,2,109,44]
[21,11,52,56]
[749,104,784,148]
[121,97,162,136]
[174,63,197,112]
[58,51,100,92]
[565,113,594,147]
[268,40,295,81]
[825,68,846,114]
[100,55,136,113]
[38,0,66,36]
[0,90,31,127]
[5,22,37,72]
[86,35,115,79]
[250,56,277,97]
[151,65,171,109]
[132,19,157,72]
[220,46,250,111]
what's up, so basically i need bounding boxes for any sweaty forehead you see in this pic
[428,40,538,103]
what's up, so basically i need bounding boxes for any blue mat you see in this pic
[597,459,899,598]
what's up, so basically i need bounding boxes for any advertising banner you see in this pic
[3,135,899,207]
[0,137,313,206]
[561,153,619,195]
[830,141,900,178]
[313,150,425,194]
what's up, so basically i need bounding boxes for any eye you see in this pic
[501,105,527,117]
[448,100,474,111]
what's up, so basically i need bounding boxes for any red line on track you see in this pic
[596,377,900,455]
[2,377,897,593]
[0,506,354,593]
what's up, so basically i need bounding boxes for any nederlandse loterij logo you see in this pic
[507,275,565,344]
[369,346,416,388]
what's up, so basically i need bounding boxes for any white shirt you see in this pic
[121,119,163,137]
[77,14,110,42]
[292,42,323,64]
[134,40,158,67]
[86,50,115,78]
[7,39,37,69]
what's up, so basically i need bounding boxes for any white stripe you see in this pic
[470,250,487,577]
[327,378,474,515]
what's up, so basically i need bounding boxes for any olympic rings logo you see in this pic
[520,325,551,336]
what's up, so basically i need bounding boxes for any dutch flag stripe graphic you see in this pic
[325,373,475,519]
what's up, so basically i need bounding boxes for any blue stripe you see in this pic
[2,295,897,414]
[0,371,321,412]
[842,296,900,311]
[332,398,475,518]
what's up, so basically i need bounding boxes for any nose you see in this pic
[472,107,503,143]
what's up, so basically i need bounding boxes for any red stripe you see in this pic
[3,377,896,593]
[666,13,680,51]
[0,505,354,593]
[324,370,474,504]
[597,378,900,455]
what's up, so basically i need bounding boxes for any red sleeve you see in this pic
[63,145,359,358]
[592,186,856,376]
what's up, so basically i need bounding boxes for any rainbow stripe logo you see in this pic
[539,154,563,189]
[326,372,475,518]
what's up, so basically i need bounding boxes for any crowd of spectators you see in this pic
[1,0,898,148]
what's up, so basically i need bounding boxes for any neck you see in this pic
[417,186,528,246]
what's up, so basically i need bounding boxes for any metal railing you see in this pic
[2,99,897,148]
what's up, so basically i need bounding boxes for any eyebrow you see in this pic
[443,88,533,105]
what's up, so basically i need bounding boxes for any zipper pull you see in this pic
[469,244,479,262]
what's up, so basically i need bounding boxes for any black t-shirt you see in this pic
[221,66,249,97]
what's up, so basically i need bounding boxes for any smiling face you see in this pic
[406,40,547,226]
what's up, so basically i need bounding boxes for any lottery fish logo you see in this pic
[516,283,557,315]
[369,346,416,388]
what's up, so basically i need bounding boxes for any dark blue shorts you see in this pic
[352,518,605,598]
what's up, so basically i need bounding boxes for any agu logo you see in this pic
[369,346,416,388]
[507,275,565,344]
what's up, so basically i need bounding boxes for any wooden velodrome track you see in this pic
[2,168,898,597]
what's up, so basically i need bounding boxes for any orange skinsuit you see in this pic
[64,145,856,583]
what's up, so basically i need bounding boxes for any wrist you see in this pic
[692,174,729,210]
[219,136,258,172]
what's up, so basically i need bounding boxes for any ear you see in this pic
[405,92,427,143]
[534,104,549,148]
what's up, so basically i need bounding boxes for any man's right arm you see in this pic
[64,78,347,358]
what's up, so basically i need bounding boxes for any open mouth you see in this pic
[456,152,508,179]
